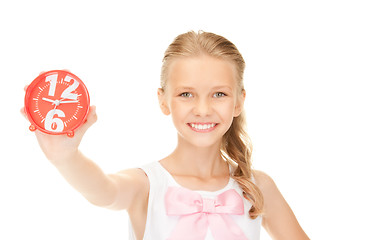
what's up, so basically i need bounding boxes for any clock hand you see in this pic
[60,100,79,104]
[42,97,56,104]
[50,98,64,116]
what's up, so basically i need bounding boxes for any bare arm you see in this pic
[253,170,310,240]
[51,149,117,207]
[52,149,147,210]
[22,103,144,210]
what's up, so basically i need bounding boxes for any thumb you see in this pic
[76,105,97,135]
[20,107,28,120]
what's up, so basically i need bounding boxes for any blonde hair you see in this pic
[160,30,263,218]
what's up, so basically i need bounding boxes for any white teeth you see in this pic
[190,123,216,130]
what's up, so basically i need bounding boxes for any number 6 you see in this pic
[45,109,65,132]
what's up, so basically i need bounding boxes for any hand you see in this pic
[21,72,97,164]
[21,103,97,161]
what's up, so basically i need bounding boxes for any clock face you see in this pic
[25,70,90,135]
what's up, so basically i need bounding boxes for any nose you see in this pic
[193,97,212,116]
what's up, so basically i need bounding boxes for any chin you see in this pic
[182,136,222,149]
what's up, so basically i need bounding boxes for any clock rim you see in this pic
[24,70,90,135]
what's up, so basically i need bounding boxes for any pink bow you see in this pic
[164,186,248,240]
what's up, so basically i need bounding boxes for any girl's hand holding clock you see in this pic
[21,70,97,165]
[20,71,114,208]
[21,104,97,165]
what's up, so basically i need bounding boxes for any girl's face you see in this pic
[158,55,245,148]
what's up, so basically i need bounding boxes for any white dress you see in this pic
[128,161,262,240]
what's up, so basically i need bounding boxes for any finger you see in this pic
[85,105,98,126]
[20,107,28,120]
[77,106,97,134]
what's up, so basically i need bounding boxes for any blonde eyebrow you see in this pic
[175,86,232,91]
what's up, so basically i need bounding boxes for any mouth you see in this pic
[187,122,219,132]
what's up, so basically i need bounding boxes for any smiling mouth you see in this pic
[187,123,219,132]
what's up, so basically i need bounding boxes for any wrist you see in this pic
[48,148,80,167]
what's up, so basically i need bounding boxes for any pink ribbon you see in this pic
[164,186,248,240]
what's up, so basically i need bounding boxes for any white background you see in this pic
[1,0,368,239]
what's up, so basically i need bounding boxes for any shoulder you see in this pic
[252,169,277,194]
[252,170,310,239]
[119,167,150,200]
[116,167,149,183]
[116,168,150,194]
[251,169,283,212]
[106,167,149,211]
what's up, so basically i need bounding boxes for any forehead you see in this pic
[166,55,237,91]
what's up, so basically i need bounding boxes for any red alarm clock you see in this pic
[24,70,90,137]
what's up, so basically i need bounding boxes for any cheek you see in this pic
[218,101,236,115]
[169,100,179,113]
[169,100,188,119]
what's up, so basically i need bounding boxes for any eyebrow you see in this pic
[175,86,232,91]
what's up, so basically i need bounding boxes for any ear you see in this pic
[233,89,246,117]
[157,88,171,115]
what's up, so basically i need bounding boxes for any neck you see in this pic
[164,134,229,180]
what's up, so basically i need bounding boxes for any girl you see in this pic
[23,31,309,240]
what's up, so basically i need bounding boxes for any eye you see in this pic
[213,92,226,98]
[180,92,193,98]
